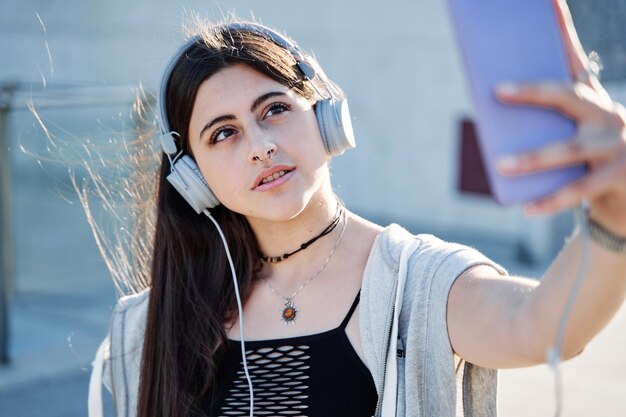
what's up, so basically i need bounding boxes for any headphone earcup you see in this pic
[314,98,356,156]
[167,155,220,213]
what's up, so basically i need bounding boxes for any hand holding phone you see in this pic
[447,0,587,205]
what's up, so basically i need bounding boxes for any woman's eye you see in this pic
[210,127,236,144]
[265,102,290,118]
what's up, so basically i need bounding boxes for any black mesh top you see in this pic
[202,292,378,417]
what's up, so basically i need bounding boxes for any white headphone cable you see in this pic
[203,209,254,417]
[545,198,591,417]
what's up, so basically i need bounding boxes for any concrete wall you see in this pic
[1,0,624,262]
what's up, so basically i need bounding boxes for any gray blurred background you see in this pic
[0,0,625,416]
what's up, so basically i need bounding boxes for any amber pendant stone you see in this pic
[281,302,298,324]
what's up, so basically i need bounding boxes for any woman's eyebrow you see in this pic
[250,91,287,113]
[199,115,235,142]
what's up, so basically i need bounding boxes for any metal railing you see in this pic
[0,83,17,364]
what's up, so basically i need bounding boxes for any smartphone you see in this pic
[447,0,587,205]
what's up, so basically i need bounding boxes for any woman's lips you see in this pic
[260,169,288,185]
[254,170,293,191]
[251,164,295,190]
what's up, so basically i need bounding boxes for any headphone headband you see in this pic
[158,34,201,136]
[158,22,317,137]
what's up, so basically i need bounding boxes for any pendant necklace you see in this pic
[260,209,347,324]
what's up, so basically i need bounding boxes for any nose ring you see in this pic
[254,149,274,165]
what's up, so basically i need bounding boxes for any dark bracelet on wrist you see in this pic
[586,216,626,254]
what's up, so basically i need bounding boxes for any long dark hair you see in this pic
[137,22,339,417]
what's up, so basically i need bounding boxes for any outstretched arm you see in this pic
[447,0,626,369]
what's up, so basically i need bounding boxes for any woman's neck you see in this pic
[245,191,343,287]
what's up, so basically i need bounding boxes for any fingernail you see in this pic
[497,156,519,170]
[497,83,520,95]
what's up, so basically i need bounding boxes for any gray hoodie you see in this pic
[90,224,505,417]
[361,224,505,416]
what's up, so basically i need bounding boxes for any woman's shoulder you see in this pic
[346,211,460,278]
[111,287,151,317]
[346,212,442,261]
[369,223,442,263]
[367,222,506,278]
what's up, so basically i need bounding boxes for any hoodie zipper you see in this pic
[373,277,398,417]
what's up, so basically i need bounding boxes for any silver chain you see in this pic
[260,209,348,303]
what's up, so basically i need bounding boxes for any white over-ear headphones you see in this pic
[158,22,356,213]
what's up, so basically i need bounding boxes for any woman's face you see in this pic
[187,64,330,222]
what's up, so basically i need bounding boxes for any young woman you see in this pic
[89,2,626,416]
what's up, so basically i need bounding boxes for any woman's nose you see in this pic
[247,126,278,165]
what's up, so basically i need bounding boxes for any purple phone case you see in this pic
[447,0,586,205]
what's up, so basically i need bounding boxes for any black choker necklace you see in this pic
[259,206,344,264]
